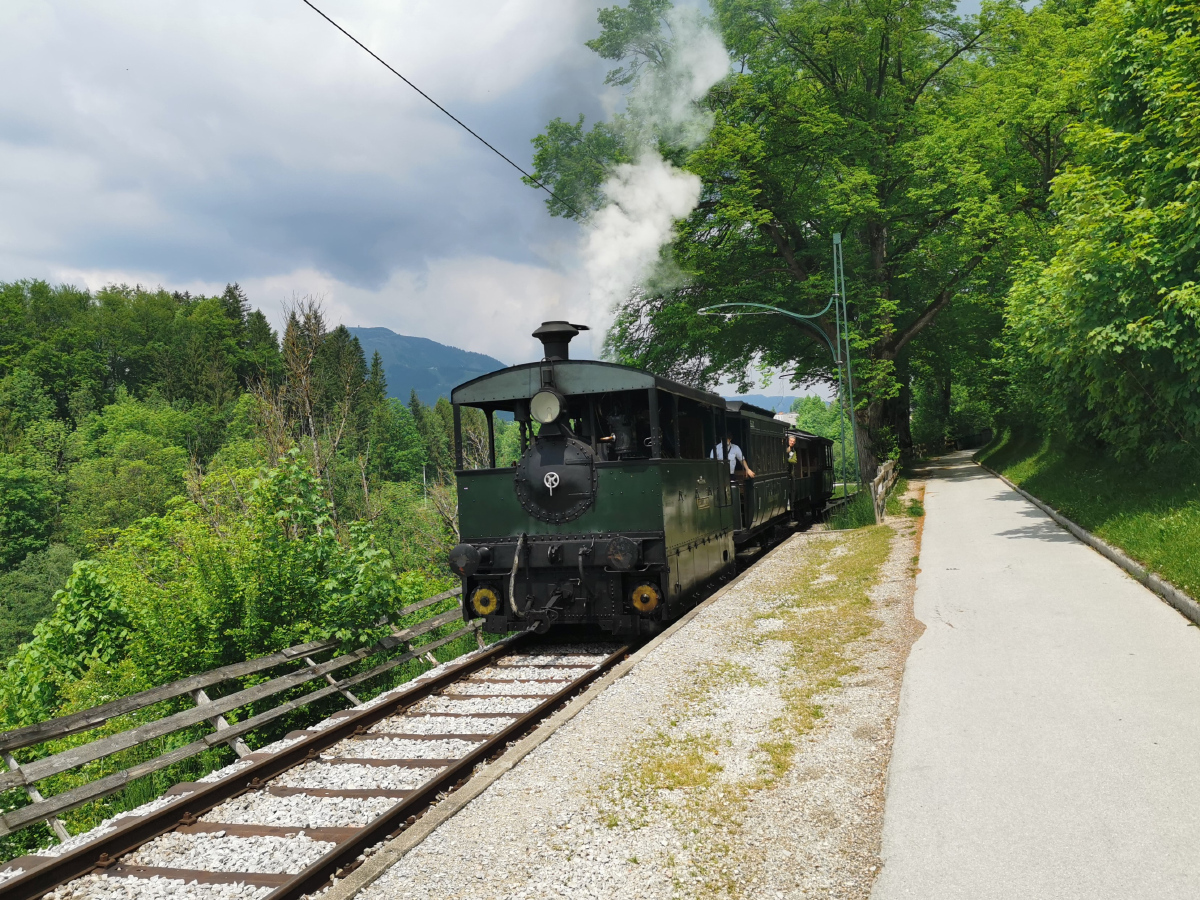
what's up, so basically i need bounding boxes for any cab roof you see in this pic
[451,359,725,408]
[724,400,781,420]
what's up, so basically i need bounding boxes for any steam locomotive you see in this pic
[447,321,834,636]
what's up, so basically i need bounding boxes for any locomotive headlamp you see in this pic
[605,536,639,570]
[530,389,565,425]
[448,543,481,577]
[630,582,661,614]
[470,585,501,617]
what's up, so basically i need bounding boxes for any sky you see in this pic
[1,0,620,363]
[0,0,982,385]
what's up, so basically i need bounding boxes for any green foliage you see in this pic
[0,450,449,730]
[0,562,131,726]
[0,368,55,451]
[979,430,1200,598]
[0,280,281,418]
[0,454,55,568]
[0,284,468,857]
[370,399,427,483]
[0,544,78,661]
[1005,0,1200,456]
[63,391,196,547]
[370,480,457,572]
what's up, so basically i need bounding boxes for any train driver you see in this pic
[710,433,755,479]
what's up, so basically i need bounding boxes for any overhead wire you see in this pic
[299,0,584,219]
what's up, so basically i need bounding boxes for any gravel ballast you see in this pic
[357,506,923,900]
[326,737,482,760]
[42,874,273,900]
[273,762,439,792]
[202,793,398,829]
[444,681,562,696]
[368,714,513,735]
[126,831,334,874]
[408,697,541,715]
[471,666,579,681]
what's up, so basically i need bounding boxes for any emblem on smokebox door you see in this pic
[513,434,597,524]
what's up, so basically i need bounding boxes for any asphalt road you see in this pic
[873,452,1200,900]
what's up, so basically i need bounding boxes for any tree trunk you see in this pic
[857,399,883,486]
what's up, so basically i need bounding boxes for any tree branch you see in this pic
[886,247,992,354]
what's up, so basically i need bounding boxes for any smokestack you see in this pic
[532,321,589,361]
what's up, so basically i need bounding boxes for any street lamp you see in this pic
[699,234,862,500]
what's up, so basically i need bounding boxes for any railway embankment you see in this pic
[340,496,924,900]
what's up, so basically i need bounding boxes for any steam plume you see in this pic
[582,10,728,341]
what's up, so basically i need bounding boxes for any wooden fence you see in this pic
[0,587,473,841]
[872,459,899,522]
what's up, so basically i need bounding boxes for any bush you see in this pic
[0,544,79,661]
[0,454,55,569]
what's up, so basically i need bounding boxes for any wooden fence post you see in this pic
[190,689,252,758]
[3,750,70,842]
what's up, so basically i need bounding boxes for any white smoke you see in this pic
[581,9,729,342]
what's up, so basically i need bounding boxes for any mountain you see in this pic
[348,327,507,406]
[722,394,806,413]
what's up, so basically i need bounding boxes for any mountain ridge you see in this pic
[348,326,507,406]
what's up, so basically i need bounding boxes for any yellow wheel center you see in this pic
[631,584,660,613]
[470,586,500,616]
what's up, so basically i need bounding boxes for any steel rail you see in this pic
[262,643,630,900]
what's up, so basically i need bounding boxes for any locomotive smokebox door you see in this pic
[513,431,597,524]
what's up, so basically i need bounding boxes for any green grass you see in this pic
[828,491,876,529]
[978,431,1200,598]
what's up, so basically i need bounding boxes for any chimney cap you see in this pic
[532,321,589,361]
[532,320,589,339]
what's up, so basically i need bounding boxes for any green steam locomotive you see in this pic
[447,321,835,636]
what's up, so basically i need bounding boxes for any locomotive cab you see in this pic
[447,321,737,636]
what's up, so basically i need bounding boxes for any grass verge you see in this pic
[978,431,1200,598]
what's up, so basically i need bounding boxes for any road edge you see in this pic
[975,459,1200,628]
[316,534,806,900]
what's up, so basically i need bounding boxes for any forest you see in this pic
[0,284,533,727]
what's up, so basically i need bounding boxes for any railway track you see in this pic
[1,638,629,900]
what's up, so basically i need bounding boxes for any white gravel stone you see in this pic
[325,737,481,760]
[43,874,272,900]
[0,867,24,886]
[471,665,579,681]
[35,792,196,858]
[498,648,613,666]
[202,793,397,829]
[197,757,257,783]
[308,715,355,733]
[127,831,334,874]
[252,735,307,755]
[408,696,540,715]
[273,762,438,792]
[369,715,513,735]
[445,681,561,696]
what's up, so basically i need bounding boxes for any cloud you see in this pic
[0,0,622,363]
[54,253,596,365]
